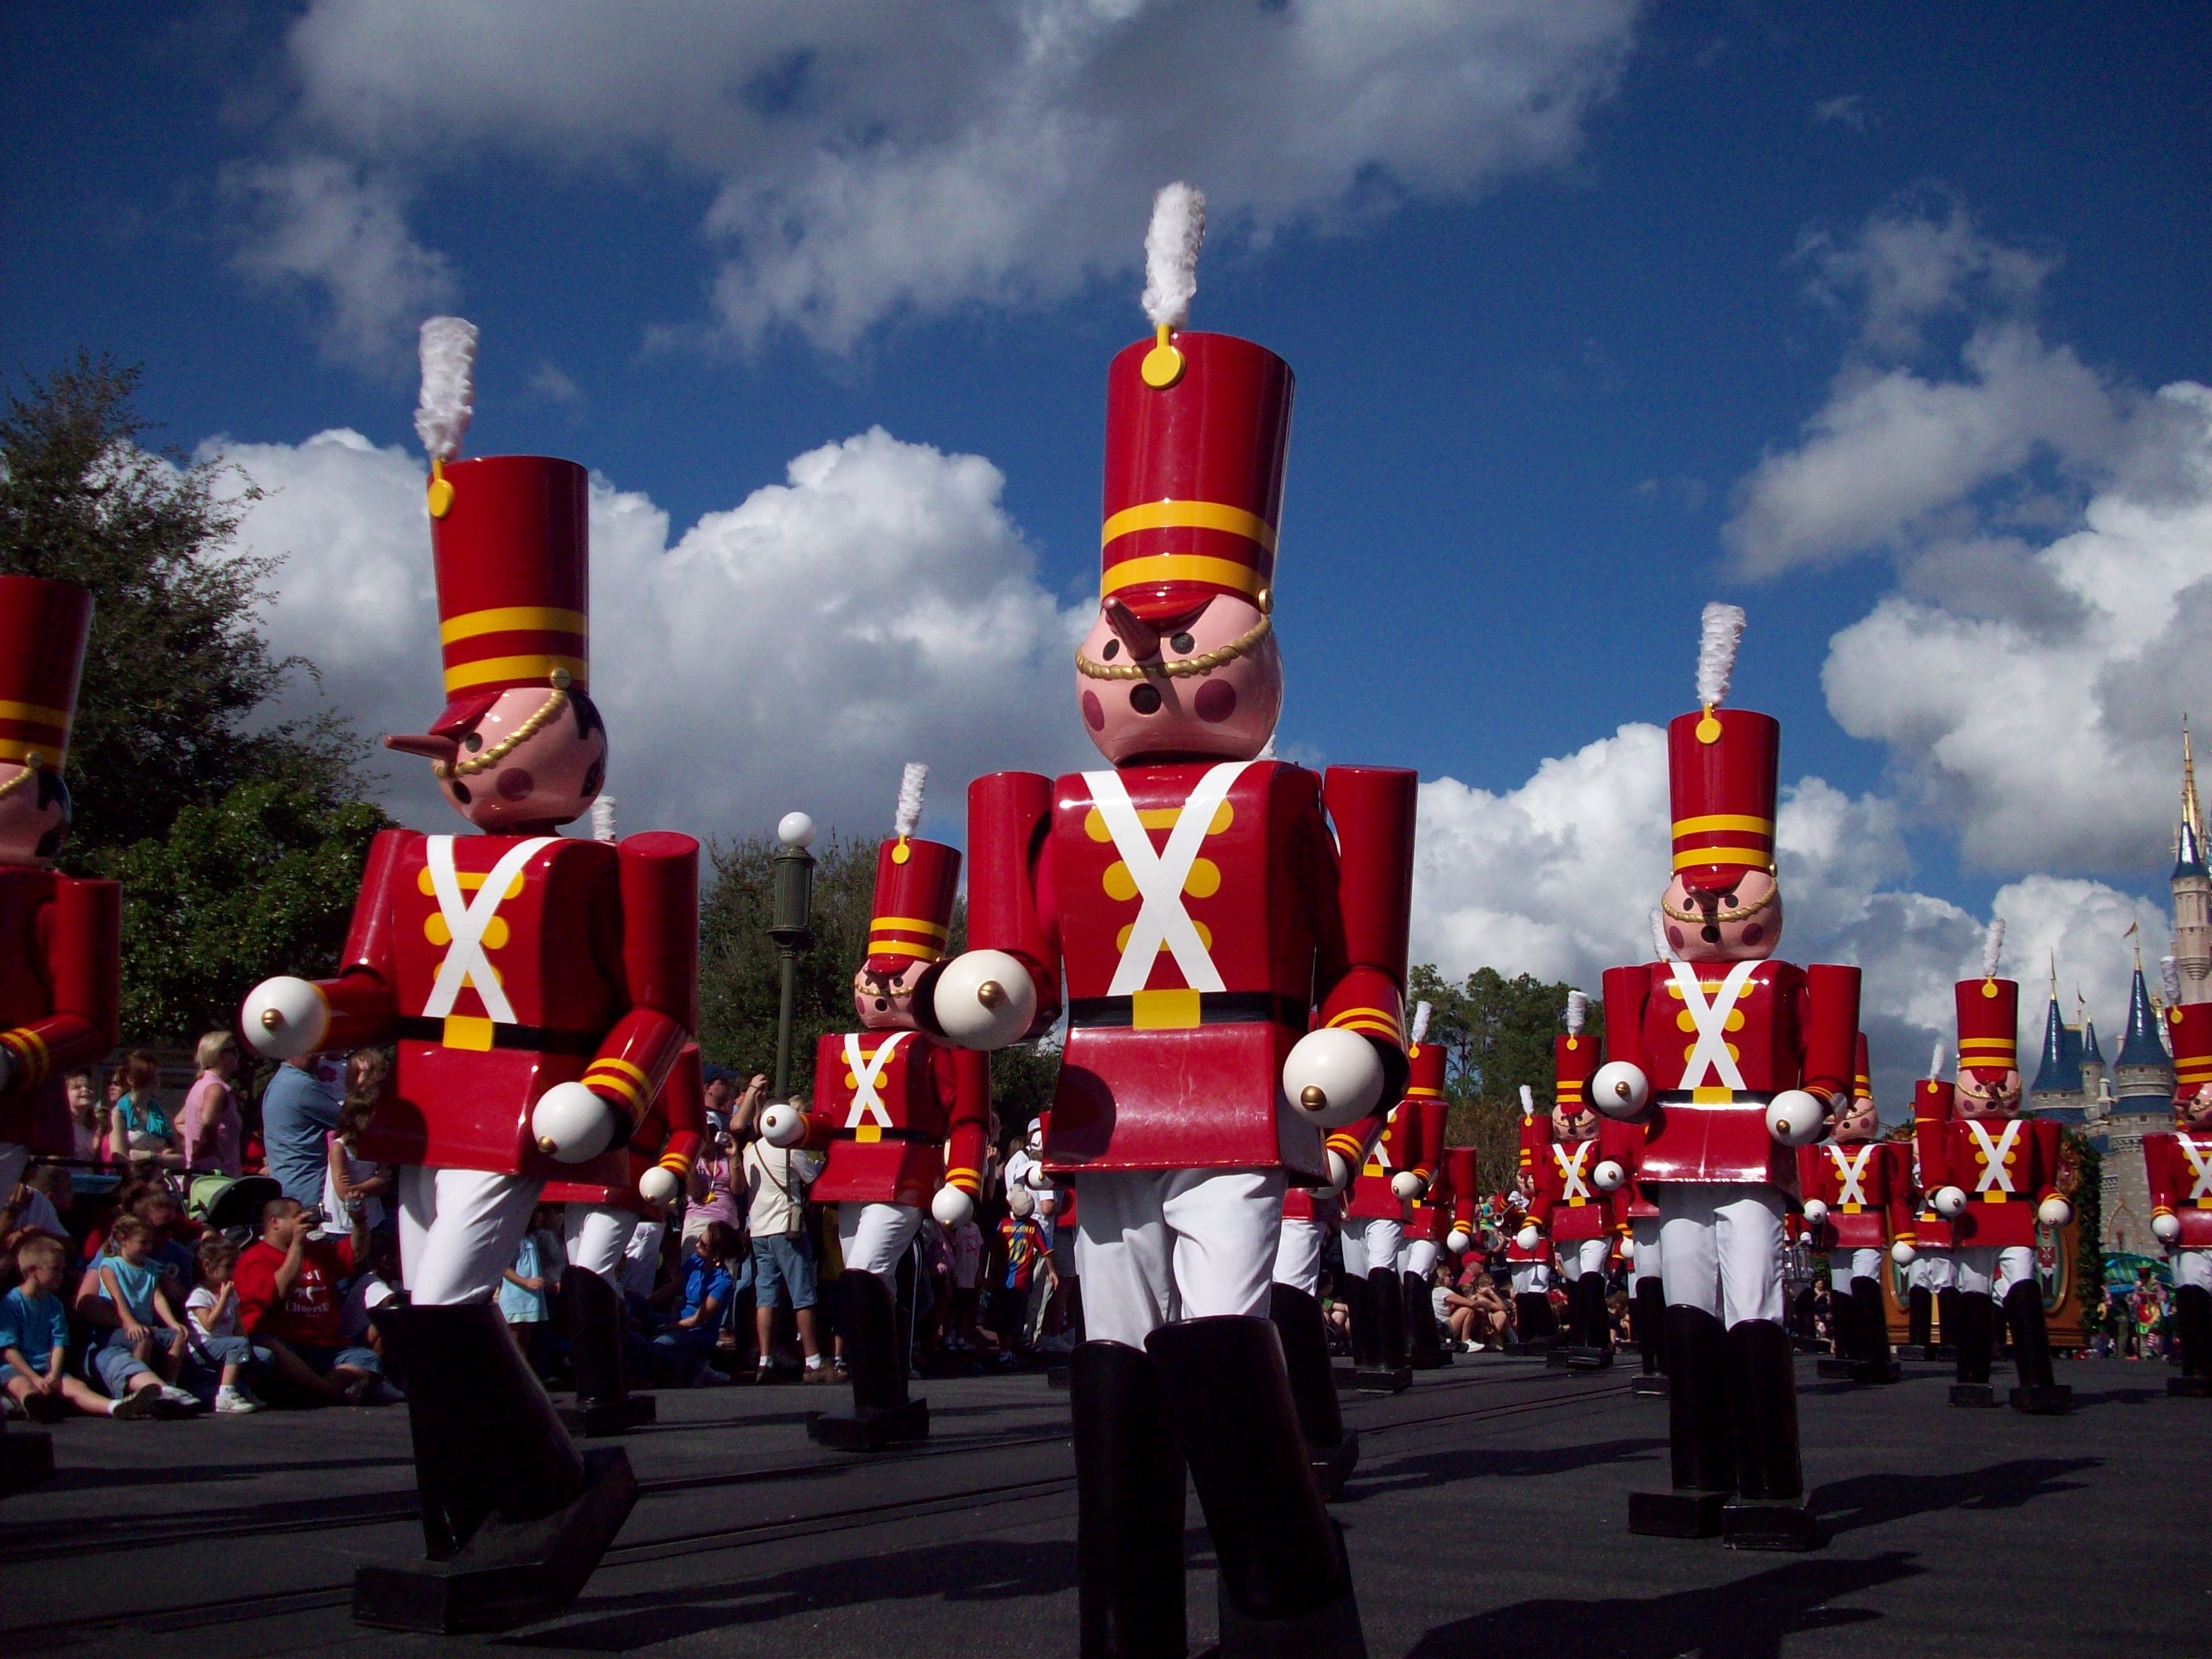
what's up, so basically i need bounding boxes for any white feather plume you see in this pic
[1565,989,1587,1036]
[1408,1000,1432,1047]
[1980,917,2006,979]
[1928,1040,1945,1080]
[894,762,927,838]
[414,317,479,462]
[1695,602,1746,708]
[591,797,617,844]
[1257,729,1277,760]
[1519,1083,1535,1114]
[1141,183,1206,330]
[1650,907,1676,962]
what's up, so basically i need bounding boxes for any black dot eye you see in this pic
[1721,891,1738,907]
[462,733,483,753]
[1101,639,1120,660]
[450,780,472,803]
[1170,632,1195,654]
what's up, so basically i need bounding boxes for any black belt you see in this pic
[829,1126,933,1143]
[394,1016,603,1056]
[1068,992,1307,1029]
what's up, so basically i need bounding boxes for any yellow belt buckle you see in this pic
[1130,988,1201,1029]
[1568,1197,1586,1208]
[1690,1086,1731,1105]
[1983,1191,2006,1205]
[2195,1196,2211,1209]
[442,1014,494,1052]
[1842,1203,1862,1214]
[855,1123,883,1144]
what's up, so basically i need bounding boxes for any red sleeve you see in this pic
[233,1246,280,1335]
[1883,1144,1917,1242]
[1527,1142,1560,1229]
[2146,1135,2176,1217]
[1795,1143,1825,1203]
[1446,1148,1480,1233]
[938,1044,991,1197]
[1799,964,1862,1099]
[581,834,699,1136]
[306,828,411,1050]
[648,1044,706,1186]
[1410,1097,1446,1187]
[2033,1120,2065,1204]
[964,772,1062,1038]
[1599,964,1653,1078]
[1313,767,1417,1101]
[3,876,119,1093]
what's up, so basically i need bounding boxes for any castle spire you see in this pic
[2179,717,2207,877]
[2117,954,2168,1067]
[2031,966,2079,1097]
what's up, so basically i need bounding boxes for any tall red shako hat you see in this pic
[1554,988,1597,1115]
[1099,183,1294,628]
[1668,603,1779,896]
[402,317,591,743]
[0,574,93,776]
[1403,999,1447,1105]
[1915,1038,1954,1124]
[1956,918,2019,1086]
[866,762,962,978]
[2167,1001,2212,1117]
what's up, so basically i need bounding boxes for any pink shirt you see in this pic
[181,1073,241,1174]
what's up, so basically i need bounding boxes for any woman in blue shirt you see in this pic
[651,1221,738,1385]
[109,1051,183,1174]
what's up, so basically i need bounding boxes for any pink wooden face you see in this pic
[2179,1083,2212,1129]
[1832,1093,1879,1142]
[1076,593,1282,764]
[0,763,65,866]
[1550,1103,1597,1140]
[852,960,928,1031]
[1954,1068,2023,1119]
[1661,868,1784,962]
[438,686,607,830]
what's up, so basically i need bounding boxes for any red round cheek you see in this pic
[1740,923,1765,948]
[1666,925,1685,950]
[495,767,536,801]
[1193,679,1238,723]
[1081,691,1106,731]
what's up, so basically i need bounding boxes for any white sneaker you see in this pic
[158,1384,203,1411]
[215,1385,262,1414]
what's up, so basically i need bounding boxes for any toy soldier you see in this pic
[1531,990,1615,1368]
[1926,923,2072,1414]
[1503,1086,1558,1350]
[242,319,697,1630]
[1593,604,1858,1550]
[2147,1001,2212,1396]
[760,763,991,1449]
[923,185,1415,1658]
[1397,1025,1454,1371]
[1338,1003,1438,1390]
[0,574,117,1493]
[1901,1049,1961,1359]
[1797,1034,1912,1384]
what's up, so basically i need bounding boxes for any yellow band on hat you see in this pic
[1101,500,1278,554]
[866,940,945,962]
[1958,1040,2016,1054]
[0,738,62,766]
[1671,845,1774,872]
[870,915,950,940]
[1100,554,1268,601]
[1670,814,1774,837]
[0,699,72,730]
[440,606,589,646]
[443,654,590,694]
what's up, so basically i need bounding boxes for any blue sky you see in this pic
[7,3,2210,1099]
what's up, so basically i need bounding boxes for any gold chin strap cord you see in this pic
[434,678,571,781]
[1660,883,1780,925]
[1075,613,1272,683]
[0,751,47,801]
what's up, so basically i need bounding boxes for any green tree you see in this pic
[0,353,364,854]
[1409,964,1603,1199]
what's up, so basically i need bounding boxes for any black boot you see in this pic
[1904,1283,1933,1358]
[1849,1277,1900,1384]
[557,1266,656,1436]
[1404,1272,1450,1369]
[2005,1280,2072,1413]
[1513,1291,1552,1355]
[2174,1285,2212,1397]
[1351,1268,1409,1392]
[353,1301,637,1633]
[1721,1319,1819,1550]
[1816,1284,1856,1380]
[1950,1292,1997,1407]
[1935,1285,1962,1360]
[1271,1283,1359,1498]
[1631,1278,1669,1395]
[1070,1340,1189,1659]
[1148,1317,1365,1658]
[1629,1305,1732,1538]
[1566,1273,1614,1368]
[808,1270,929,1450]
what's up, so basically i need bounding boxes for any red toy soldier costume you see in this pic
[1502,1085,1558,1349]
[1797,1035,1913,1385]
[1593,605,1859,1550]
[1396,1021,1454,1371]
[0,574,117,1494]
[1531,990,1615,1368]
[1338,1001,1437,1389]
[242,320,697,1631]
[1601,942,1668,1394]
[1904,1053,1960,1359]
[2146,999,2212,1396]
[924,187,1415,1659]
[1925,923,2072,1414]
[761,764,990,1450]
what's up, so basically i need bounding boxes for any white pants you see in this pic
[562,1203,630,1285]
[1511,1262,1553,1295]
[1657,1185,1785,1328]
[838,1201,923,1282]
[1400,1238,1439,1280]
[621,1218,666,1299]
[398,1166,543,1306]
[1339,1216,1404,1278]
[1953,1245,2035,1299]
[1907,1250,1954,1293]
[1631,1217,1662,1285]
[1274,1215,1326,1294]
[1844,1248,1884,1285]
[1560,1236,1611,1280]
[2174,1249,2212,1292]
[1075,1167,1285,1348]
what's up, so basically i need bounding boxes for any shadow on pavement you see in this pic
[1809,1457,2097,1536]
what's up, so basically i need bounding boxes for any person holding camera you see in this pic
[234,1196,391,1405]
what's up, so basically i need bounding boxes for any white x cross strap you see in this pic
[1963,1117,2025,1195]
[421,836,555,1025]
[842,1031,908,1130]
[1086,761,1251,997]
[2178,1136,2212,1202]
[1554,1140,1595,1203]
[1668,959,1758,1092]
[1828,1143,1877,1207]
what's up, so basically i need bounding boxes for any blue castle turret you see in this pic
[2029,962,2082,1105]
[2113,950,2178,1115]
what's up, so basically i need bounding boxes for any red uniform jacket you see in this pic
[0,866,119,1151]
[2145,1129,2212,1249]
[1795,1137,1914,1251]
[1531,1133,1615,1243]
[1909,1090,1956,1250]
[966,760,1416,1177]
[1445,1147,1480,1242]
[1599,957,1860,1194]
[795,1029,990,1210]
[1403,1095,1451,1242]
[1924,1114,2064,1250]
[312,827,697,1187]
[1288,1107,1383,1224]
[543,1042,707,1213]
[1599,1116,1657,1227]
[1342,1097,1427,1222]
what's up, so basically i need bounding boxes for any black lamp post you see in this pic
[768,811,817,1102]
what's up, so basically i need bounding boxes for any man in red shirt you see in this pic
[236,1197,389,1404]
